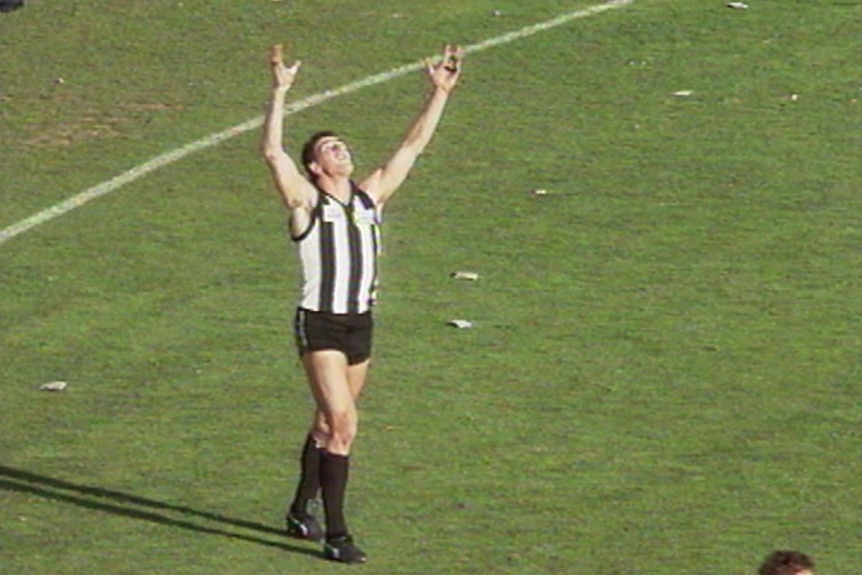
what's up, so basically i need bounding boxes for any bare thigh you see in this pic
[303,352,370,453]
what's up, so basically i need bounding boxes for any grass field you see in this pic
[2,1,861,574]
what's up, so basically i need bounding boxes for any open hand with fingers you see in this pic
[426,44,464,93]
[270,44,302,93]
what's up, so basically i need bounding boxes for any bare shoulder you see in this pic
[288,201,315,237]
[277,172,319,211]
[357,168,385,204]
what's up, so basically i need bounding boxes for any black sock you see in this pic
[289,434,322,516]
[320,451,350,539]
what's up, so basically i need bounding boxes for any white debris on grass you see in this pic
[39,381,68,392]
[447,319,474,329]
[451,271,480,281]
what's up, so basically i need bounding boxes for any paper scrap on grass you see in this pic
[726,2,748,9]
[39,381,68,392]
[673,90,694,97]
[451,271,480,281]
[447,319,474,329]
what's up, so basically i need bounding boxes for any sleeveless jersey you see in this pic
[292,183,381,314]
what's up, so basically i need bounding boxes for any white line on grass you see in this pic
[0,0,634,246]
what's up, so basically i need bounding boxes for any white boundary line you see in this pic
[0,0,634,246]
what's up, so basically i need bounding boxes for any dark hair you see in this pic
[758,551,814,575]
[301,130,339,179]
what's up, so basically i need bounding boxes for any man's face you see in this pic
[312,136,354,176]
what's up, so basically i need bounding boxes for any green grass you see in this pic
[2,1,861,574]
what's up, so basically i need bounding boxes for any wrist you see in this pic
[431,84,452,97]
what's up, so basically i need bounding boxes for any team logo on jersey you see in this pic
[353,207,378,227]
[322,203,346,223]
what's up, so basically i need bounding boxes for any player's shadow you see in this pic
[0,465,319,558]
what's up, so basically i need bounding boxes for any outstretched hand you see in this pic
[425,44,464,93]
[269,44,301,93]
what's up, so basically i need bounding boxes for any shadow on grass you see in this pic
[0,465,320,558]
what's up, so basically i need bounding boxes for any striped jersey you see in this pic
[292,183,382,314]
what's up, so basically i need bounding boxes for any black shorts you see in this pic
[294,308,373,365]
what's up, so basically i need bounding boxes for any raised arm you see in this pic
[261,44,317,211]
[361,44,464,206]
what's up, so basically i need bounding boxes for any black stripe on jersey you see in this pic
[370,225,379,297]
[318,200,336,312]
[355,188,375,211]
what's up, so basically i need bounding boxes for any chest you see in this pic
[320,199,379,228]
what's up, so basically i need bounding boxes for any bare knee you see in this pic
[311,412,329,442]
[327,410,358,454]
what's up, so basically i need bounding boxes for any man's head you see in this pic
[758,551,815,575]
[301,130,354,182]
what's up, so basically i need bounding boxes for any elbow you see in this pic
[259,139,271,159]
[409,131,435,155]
[261,144,281,164]
[403,138,428,159]
[260,130,283,161]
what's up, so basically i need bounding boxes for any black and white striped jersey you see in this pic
[292,183,381,314]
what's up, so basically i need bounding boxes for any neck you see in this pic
[316,175,352,203]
